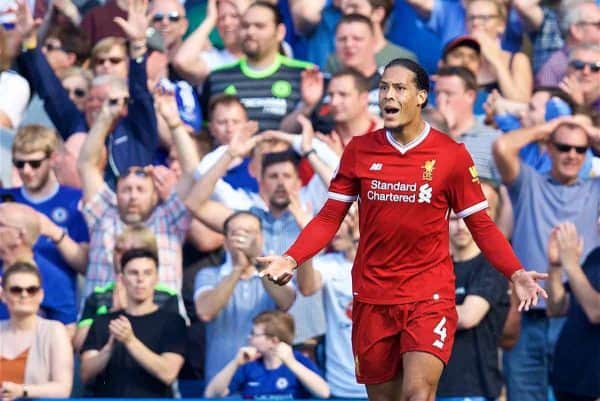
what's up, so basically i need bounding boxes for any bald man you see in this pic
[0,203,78,332]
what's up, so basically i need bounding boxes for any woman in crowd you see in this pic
[0,261,73,400]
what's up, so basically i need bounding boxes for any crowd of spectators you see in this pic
[0,0,599,400]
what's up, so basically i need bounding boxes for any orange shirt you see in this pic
[0,348,30,384]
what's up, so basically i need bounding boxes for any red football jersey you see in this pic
[329,125,488,304]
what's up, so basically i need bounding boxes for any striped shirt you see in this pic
[201,54,312,131]
[82,184,191,297]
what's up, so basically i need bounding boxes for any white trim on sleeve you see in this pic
[328,191,357,203]
[455,200,489,219]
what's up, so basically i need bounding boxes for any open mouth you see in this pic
[383,106,400,115]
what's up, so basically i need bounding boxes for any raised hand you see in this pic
[147,165,178,200]
[511,269,548,312]
[558,75,585,106]
[274,342,295,365]
[228,120,259,158]
[301,67,324,109]
[15,0,41,40]
[154,86,182,128]
[114,0,149,42]
[297,114,315,155]
[316,130,343,156]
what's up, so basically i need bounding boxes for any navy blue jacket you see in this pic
[17,48,158,186]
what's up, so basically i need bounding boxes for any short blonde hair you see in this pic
[116,224,159,256]
[12,125,59,156]
[59,66,94,85]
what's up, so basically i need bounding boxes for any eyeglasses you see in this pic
[466,14,499,22]
[552,142,588,154]
[108,97,130,106]
[569,59,600,73]
[12,157,48,169]
[43,42,63,52]
[95,57,125,66]
[152,11,182,23]
[249,330,270,338]
[67,88,87,98]
[7,285,41,296]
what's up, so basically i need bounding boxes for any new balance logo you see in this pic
[418,183,432,203]
[369,163,383,171]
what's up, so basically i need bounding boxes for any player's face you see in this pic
[13,150,53,193]
[328,75,368,123]
[121,258,158,303]
[209,103,248,145]
[522,91,550,128]
[449,213,474,251]
[116,172,159,224]
[443,46,481,75]
[241,6,283,61]
[335,22,374,70]
[217,1,242,48]
[2,272,43,317]
[379,65,426,131]
[260,161,300,212]
[549,125,589,184]
[149,0,188,48]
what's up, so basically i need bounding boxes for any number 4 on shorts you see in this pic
[432,317,447,349]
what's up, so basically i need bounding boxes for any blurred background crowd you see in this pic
[0,0,599,400]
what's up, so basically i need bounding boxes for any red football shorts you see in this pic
[351,298,458,384]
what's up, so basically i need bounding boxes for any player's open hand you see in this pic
[511,269,548,312]
[256,255,297,285]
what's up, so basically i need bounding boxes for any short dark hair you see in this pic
[336,13,374,34]
[247,0,283,26]
[261,149,300,176]
[436,66,478,92]
[223,210,263,234]
[2,261,42,289]
[383,58,430,107]
[331,67,370,93]
[533,86,578,113]
[46,24,91,66]
[207,94,247,121]
[120,248,159,272]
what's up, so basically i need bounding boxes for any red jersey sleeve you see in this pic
[448,144,488,218]
[328,137,360,203]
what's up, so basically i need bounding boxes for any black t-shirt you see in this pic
[437,253,509,398]
[81,308,187,398]
[552,248,600,397]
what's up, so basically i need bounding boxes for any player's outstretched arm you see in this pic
[465,210,547,310]
[258,198,352,285]
[510,270,548,311]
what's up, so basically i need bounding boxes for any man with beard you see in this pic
[200,1,311,131]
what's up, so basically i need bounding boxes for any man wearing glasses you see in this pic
[493,114,600,401]
[536,1,600,87]
[0,126,89,333]
[560,45,600,113]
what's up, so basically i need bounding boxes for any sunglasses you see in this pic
[95,57,125,65]
[7,285,41,296]
[108,97,130,106]
[68,88,87,98]
[12,157,48,169]
[152,11,182,23]
[43,42,63,52]
[569,59,600,73]
[553,142,588,154]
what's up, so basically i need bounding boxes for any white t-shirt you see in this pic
[314,252,368,398]
[0,70,30,128]
[199,48,239,72]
